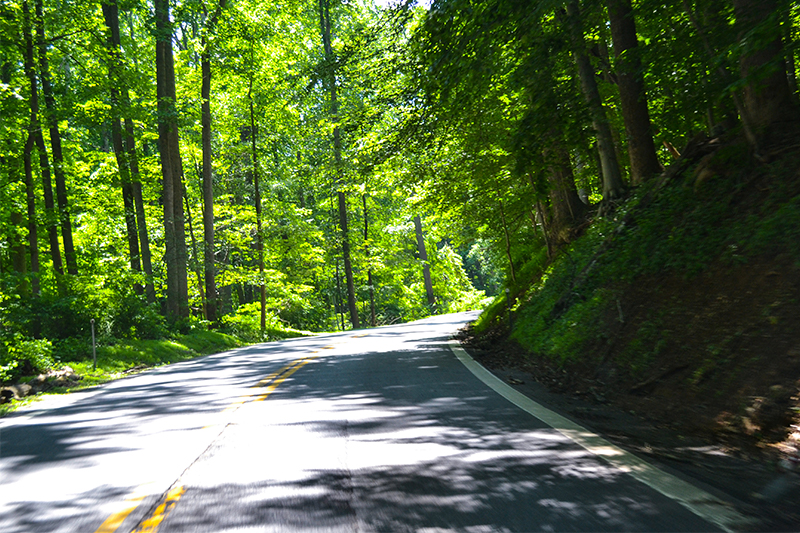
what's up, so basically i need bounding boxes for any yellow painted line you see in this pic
[256,357,318,402]
[98,351,322,531]
[253,361,298,388]
[207,356,320,425]
[132,485,186,533]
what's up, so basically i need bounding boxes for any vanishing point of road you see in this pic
[1,312,749,532]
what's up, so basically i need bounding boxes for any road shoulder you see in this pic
[449,337,798,532]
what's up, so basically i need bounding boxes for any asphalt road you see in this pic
[1,312,729,532]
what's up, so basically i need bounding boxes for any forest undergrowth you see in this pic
[469,130,800,468]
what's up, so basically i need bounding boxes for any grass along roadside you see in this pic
[1,330,250,416]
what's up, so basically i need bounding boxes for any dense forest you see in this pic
[1,0,798,411]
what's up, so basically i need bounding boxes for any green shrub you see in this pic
[220,302,310,343]
[0,274,167,342]
[0,337,55,384]
[53,337,91,362]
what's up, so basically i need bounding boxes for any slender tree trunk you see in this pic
[23,0,62,291]
[103,1,142,294]
[732,0,799,138]
[335,260,344,331]
[24,133,40,296]
[125,122,156,303]
[200,0,226,323]
[566,0,625,200]
[201,43,217,322]
[104,0,155,302]
[122,18,155,302]
[169,48,189,317]
[248,76,266,332]
[156,0,178,317]
[320,0,359,329]
[121,180,142,289]
[35,0,76,276]
[156,0,189,318]
[34,130,62,279]
[218,248,232,314]
[413,215,435,307]
[497,202,517,286]
[184,193,206,317]
[363,194,376,327]
[337,192,359,328]
[606,0,661,183]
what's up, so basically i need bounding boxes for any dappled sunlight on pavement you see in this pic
[0,312,720,532]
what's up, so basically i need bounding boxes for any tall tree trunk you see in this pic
[363,194,376,327]
[337,191,358,328]
[566,0,625,200]
[201,47,217,322]
[320,0,359,329]
[23,0,62,291]
[546,147,586,243]
[24,132,40,296]
[123,12,155,303]
[606,0,661,183]
[155,0,189,318]
[103,1,142,294]
[168,46,189,318]
[104,0,155,302]
[248,76,266,332]
[35,0,76,276]
[732,0,799,138]
[126,126,156,304]
[34,129,62,280]
[413,215,435,307]
[200,0,226,323]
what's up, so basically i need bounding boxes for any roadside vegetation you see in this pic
[2,0,799,465]
[0,300,318,415]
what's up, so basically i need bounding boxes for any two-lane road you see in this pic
[1,312,740,532]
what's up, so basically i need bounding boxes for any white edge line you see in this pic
[448,339,754,533]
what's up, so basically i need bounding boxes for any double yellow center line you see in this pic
[253,353,320,402]
[131,485,185,533]
[95,348,330,533]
